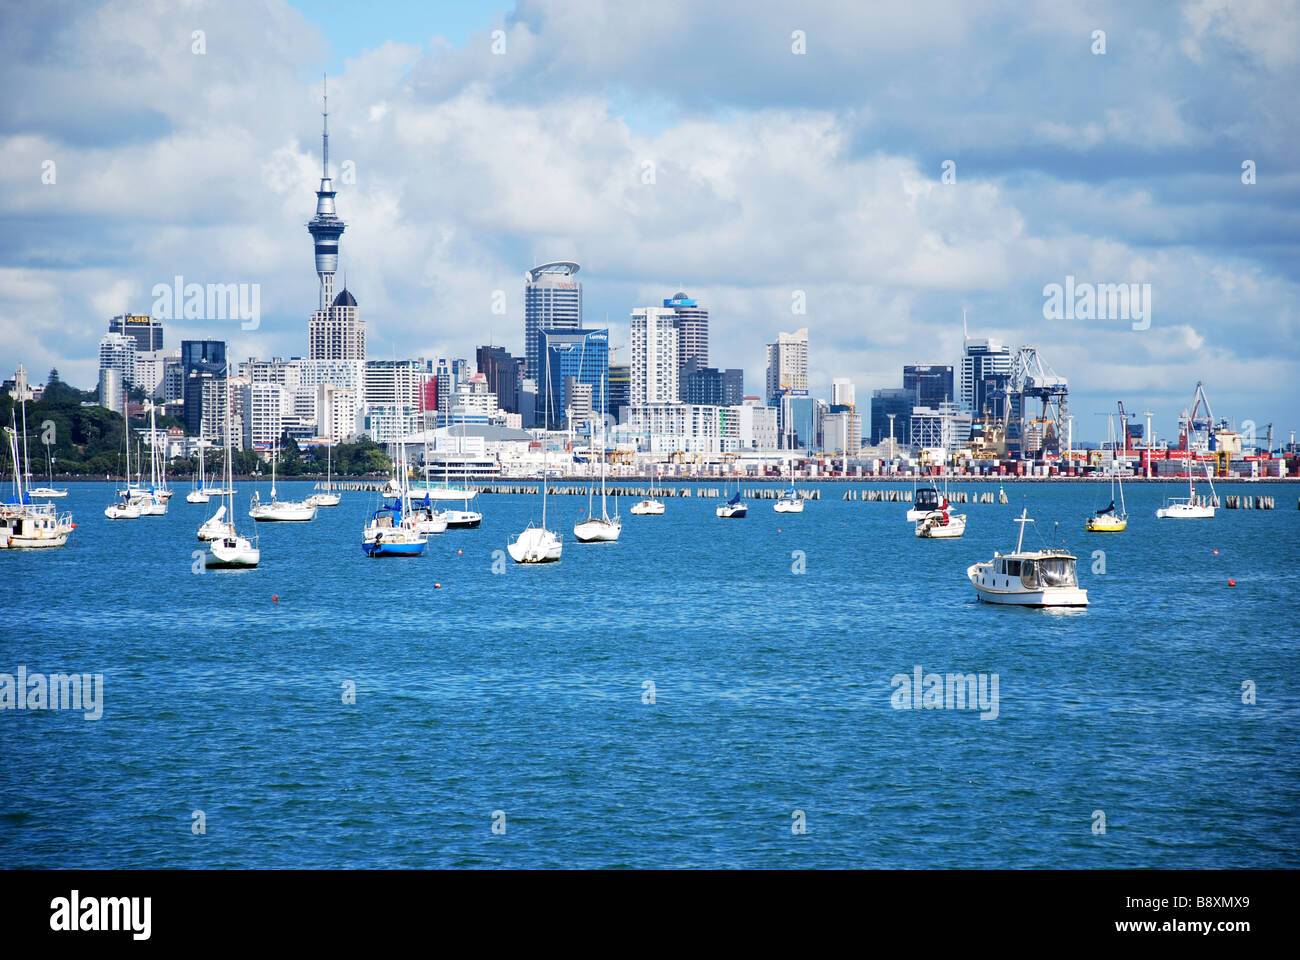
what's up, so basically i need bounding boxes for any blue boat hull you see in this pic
[362,541,426,557]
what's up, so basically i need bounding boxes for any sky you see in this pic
[1,0,1297,445]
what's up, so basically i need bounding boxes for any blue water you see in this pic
[1,481,1297,868]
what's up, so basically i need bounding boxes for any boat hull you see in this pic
[774,498,804,513]
[249,503,317,522]
[206,538,260,568]
[507,527,562,563]
[1156,504,1215,519]
[573,518,621,542]
[362,540,427,557]
[441,510,482,529]
[966,564,1088,607]
[630,499,664,515]
[186,492,210,503]
[1086,515,1127,532]
[716,505,747,518]
[916,513,966,538]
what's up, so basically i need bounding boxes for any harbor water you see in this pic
[1,480,1297,868]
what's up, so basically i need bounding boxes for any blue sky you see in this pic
[1,0,1297,444]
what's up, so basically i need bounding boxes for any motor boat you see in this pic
[967,510,1088,607]
[906,485,944,522]
[915,508,966,538]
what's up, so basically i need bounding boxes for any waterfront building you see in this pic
[736,403,779,453]
[626,403,740,455]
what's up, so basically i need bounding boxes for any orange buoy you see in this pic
[457,550,462,555]
[272,594,279,602]
[1228,578,1236,587]
[1213,549,1219,555]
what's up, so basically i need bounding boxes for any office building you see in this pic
[524,261,582,382]
[961,337,1013,418]
[98,332,136,410]
[607,364,631,424]
[540,328,608,429]
[477,345,522,415]
[180,340,227,436]
[904,364,954,407]
[663,291,708,400]
[870,387,915,447]
[109,314,164,352]
[831,377,856,408]
[309,288,365,361]
[765,328,808,406]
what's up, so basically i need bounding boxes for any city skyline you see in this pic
[2,0,1297,444]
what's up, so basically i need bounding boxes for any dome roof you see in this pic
[332,288,357,307]
[672,291,688,300]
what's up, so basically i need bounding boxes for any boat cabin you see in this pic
[914,486,942,511]
[989,550,1080,589]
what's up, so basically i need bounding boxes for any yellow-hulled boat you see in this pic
[1085,511,1127,533]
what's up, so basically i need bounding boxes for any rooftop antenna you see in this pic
[962,307,969,340]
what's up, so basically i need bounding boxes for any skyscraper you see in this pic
[476,345,522,415]
[523,261,582,383]
[961,337,1012,418]
[98,331,136,410]
[180,340,227,437]
[309,288,365,360]
[663,291,708,400]
[831,377,855,407]
[540,328,609,429]
[109,314,163,352]
[903,364,954,406]
[630,306,679,405]
[765,328,808,406]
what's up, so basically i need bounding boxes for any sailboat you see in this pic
[248,437,317,521]
[28,437,68,498]
[205,367,260,568]
[105,401,143,519]
[131,401,168,515]
[508,383,562,562]
[187,441,211,503]
[574,380,620,542]
[1156,458,1217,519]
[773,443,804,513]
[362,441,428,556]
[630,469,665,515]
[2,409,74,549]
[716,475,747,518]
[306,440,341,507]
[1087,410,1128,532]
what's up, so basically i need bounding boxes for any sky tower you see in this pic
[307,76,346,311]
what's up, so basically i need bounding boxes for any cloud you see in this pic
[0,0,1296,442]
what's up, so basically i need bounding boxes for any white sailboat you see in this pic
[205,369,260,568]
[508,410,562,563]
[773,440,804,513]
[630,469,665,515]
[716,475,747,518]
[187,441,211,503]
[1157,441,1216,519]
[2,409,74,549]
[248,438,317,522]
[574,384,620,542]
[132,401,168,515]
[28,437,68,498]
[105,401,143,520]
[306,440,341,507]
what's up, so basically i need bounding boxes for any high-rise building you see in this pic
[523,261,582,382]
[309,288,365,360]
[109,314,164,352]
[476,345,522,415]
[831,377,855,407]
[765,328,808,406]
[180,340,227,437]
[134,348,180,400]
[98,332,136,409]
[903,364,954,407]
[662,291,708,400]
[961,337,1012,418]
[540,328,609,429]
[607,363,631,423]
[630,306,678,406]
[684,365,745,407]
[870,388,915,447]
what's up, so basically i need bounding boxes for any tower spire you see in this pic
[321,74,329,180]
